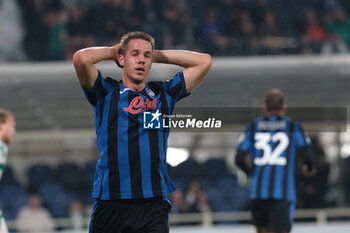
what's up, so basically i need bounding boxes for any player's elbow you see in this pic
[73,50,90,68]
[202,53,212,71]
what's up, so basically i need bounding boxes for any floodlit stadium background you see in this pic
[1,0,350,232]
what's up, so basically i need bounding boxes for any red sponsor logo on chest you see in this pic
[124,96,158,114]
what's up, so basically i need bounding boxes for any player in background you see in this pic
[235,89,316,233]
[73,31,211,233]
[0,109,16,233]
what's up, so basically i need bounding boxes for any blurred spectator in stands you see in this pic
[20,0,50,61]
[235,10,261,55]
[212,0,241,37]
[104,0,131,44]
[47,10,69,60]
[183,181,213,225]
[325,9,350,46]
[321,34,349,54]
[86,0,113,45]
[185,181,201,213]
[213,35,237,56]
[12,0,350,62]
[61,0,92,11]
[68,199,86,231]
[67,5,94,59]
[163,3,189,49]
[259,10,284,54]
[297,139,330,209]
[0,0,25,62]
[196,190,211,213]
[324,0,345,15]
[170,190,188,215]
[339,0,350,13]
[16,195,55,232]
[301,9,329,54]
[184,181,212,214]
[135,0,164,49]
[123,0,140,32]
[246,0,269,28]
[260,9,281,37]
[198,7,225,54]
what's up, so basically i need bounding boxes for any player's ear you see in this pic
[118,54,125,67]
[262,105,268,114]
[281,104,287,114]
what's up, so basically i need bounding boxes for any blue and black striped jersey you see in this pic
[83,70,189,200]
[236,115,312,203]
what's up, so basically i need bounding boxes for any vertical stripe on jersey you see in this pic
[252,120,262,199]
[283,122,294,200]
[159,90,170,193]
[117,91,131,198]
[273,116,288,199]
[260,164,271,199]
[149,129,162,196]
[265,116,277,198]
[287,141,297,202]
[100,91,113,198]
[138,113,153,197]
[107,89,120,198]
[267,117,277,198]
[251,165,262,199]
[255,118,267,199]
[128,93,143,198]
[272,117,292,199]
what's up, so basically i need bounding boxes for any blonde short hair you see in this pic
[0,108,13,123]
[120,31,155,55]
[264,89,285,112]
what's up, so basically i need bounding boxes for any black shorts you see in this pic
[89,197,172,233]
[251,199,294,233]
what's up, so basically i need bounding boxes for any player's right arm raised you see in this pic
[73,45,120,89]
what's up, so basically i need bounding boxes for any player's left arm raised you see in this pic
[152,50,212,93]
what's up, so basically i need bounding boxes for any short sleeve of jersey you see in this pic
[293,121,311,148]
[162,72,190,102]
[236,122,254,152]
[82,70,116,106]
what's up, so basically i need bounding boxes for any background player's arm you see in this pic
[152,50,212,93]
[294,122,317,176]
[235,150,252,176]
[299,146,317,176]
[73,45,120,89]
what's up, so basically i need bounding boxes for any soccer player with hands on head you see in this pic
[73,31,211,233]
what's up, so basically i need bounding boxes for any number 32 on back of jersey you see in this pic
[254,132,289,166]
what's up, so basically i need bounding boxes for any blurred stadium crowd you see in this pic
[2,0,350,62]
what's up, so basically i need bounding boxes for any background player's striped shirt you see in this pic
[0,140,9,227]
[83,71,189,200]
[236,115,313,203]
[0,140,8,181]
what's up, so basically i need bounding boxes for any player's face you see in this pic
[1,116,16,143]
[120,39,153,85]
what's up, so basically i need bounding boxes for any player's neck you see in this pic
[122,78,146,92]
[265,111,284,117]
